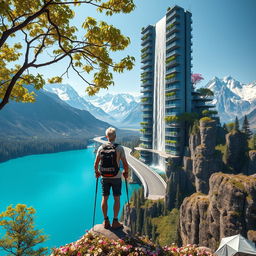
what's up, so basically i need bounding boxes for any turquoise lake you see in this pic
[0,146,140,254]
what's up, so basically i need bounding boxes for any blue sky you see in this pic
[30,0,256,96]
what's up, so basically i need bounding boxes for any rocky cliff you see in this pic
[179,173,256,250]
[224,130,249,173]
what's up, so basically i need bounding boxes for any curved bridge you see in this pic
[93,137,167,200]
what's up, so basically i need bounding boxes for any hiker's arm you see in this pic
[121,156,129,179]
[94,155,101,178]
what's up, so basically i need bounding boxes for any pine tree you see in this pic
[242,115,253,139]
[0,204,48,256]
[235,116,240,131]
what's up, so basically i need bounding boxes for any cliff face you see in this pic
[179,173,256,250]
[224,130,248,173]
[191,119,222,194]
[248,150,256,175]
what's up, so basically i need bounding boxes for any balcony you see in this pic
[140,137,152,142]
[166,49,180,58]
[141,66,153,73]
[166,76,180,85]
[141,40,152,48]
[166,33,179,44]
[141,37,153,46]
[165,131,180,137]
[142,106,153,111]
[165,84,180,91]
[141,46,152,55]
[141,71,153,80]
[141,26,153,35]
[141,80,153,87]
[141,53,153,63]
[166,25,179,36]
[142,92,153,97]
[142,114,152,118]
[166,10,180,22]
[166,16,180,26]
[141,99,153,105]
[166,66,180,75]
[165,103,179,109]
[166,41,180,51]
[141,62,152,70]
[166,59,179,68]
[141,87,153,93]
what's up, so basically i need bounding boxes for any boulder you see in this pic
[90,224,131,240]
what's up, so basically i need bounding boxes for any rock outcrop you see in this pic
[179,173,256,250]
[90,224,131,240]
[192,119,222,194]
[248,150,256,175]
[224,130,248,173]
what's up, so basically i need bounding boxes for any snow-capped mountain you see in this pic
[203,76,256,123]
[44,84,115,123]
[84,93,141,127]
[44,84,141,128]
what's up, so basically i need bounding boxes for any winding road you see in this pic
[93,136,167,200]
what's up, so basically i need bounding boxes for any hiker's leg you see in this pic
[101,178,111,219]
[113,196,120,218]
[112,178,122,219]
[101,196,109,219]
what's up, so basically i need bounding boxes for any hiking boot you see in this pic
[112,218,123,229]
[103,217,111,229]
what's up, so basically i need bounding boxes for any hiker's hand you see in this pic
[95,170,101,178]
[123,171,128,179]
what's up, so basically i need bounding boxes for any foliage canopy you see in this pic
[0,0,135,109]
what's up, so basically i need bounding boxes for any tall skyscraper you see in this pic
[140,5,213,168]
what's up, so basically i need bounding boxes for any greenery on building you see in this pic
[164,115,179,123]
[141,97,149,103]
[166,23,175,31]
[141,47,149,53]
[141,53,149,59]
[166,55,176,63]
[166,140,178,144]
[166,91,176,97]
[165,73,176,80]
[142,34,149,41]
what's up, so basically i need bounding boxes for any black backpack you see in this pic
[99,143,119,177]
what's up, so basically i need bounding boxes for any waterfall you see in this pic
[152,16,166,170]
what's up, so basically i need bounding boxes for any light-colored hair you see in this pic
[105,127,116,141]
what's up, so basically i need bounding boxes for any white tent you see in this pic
[215,234,256,256]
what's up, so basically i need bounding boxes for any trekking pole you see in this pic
[125,178,133,234]
[92,178,99,231]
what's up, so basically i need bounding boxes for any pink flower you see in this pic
[192,73,204,85]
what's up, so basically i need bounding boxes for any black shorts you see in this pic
[101,178,122,196]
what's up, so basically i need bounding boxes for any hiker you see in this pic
[94,127,129,229]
